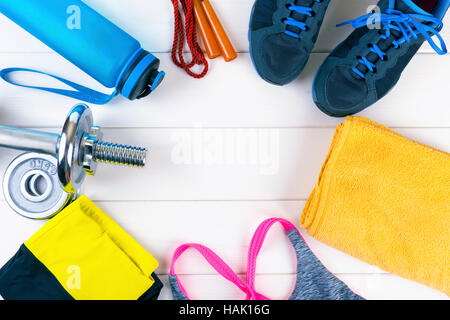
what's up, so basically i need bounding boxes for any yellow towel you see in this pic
[301,117,449,295]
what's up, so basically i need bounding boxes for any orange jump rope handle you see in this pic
[200,0,237,62]
[193,0,221,59]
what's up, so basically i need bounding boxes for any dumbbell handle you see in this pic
[0,126,59,155]
[0,104,147,193]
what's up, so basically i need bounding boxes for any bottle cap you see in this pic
[120,51,165,100]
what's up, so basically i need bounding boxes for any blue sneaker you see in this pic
[313,0,449,117]
[249,0,331,85]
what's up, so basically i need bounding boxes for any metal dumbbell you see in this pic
[0,104,147,193]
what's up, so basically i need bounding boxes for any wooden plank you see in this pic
[0,0,447,53]
[0,53,448,128]
[0,197,447,278]
[0,273,445,300]
[0,127,447,202]
[0,199,386,275]
[156,274,448,300]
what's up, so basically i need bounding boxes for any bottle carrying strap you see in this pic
[245,218,297,300]
[169,243,260,300]
[0,68,118,105]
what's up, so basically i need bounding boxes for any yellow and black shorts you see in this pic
[0,196,162,300]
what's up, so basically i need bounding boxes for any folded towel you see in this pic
[301,117,449,295]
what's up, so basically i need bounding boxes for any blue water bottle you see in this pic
[0,0,165,104]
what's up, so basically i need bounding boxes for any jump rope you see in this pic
[170,0,209,78]
[169,0,237,79]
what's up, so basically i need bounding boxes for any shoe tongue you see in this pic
[284,0,315,36]
[353,0,406,78]
[294,0,315,6]
[395,0,433,14]
[291,0,315,21]
[354,0,436,79]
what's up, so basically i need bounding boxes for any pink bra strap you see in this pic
[170,243,259,300]
[245,218,297,299]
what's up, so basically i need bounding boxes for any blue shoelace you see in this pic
[283,0,322,38]
[338,8,447,79]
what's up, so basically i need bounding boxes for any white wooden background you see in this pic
[0,0,448,300]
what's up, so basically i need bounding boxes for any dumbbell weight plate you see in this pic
[58,104,94,193]
[3,153,78,219]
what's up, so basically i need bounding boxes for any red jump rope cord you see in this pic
[170,0,209,79]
